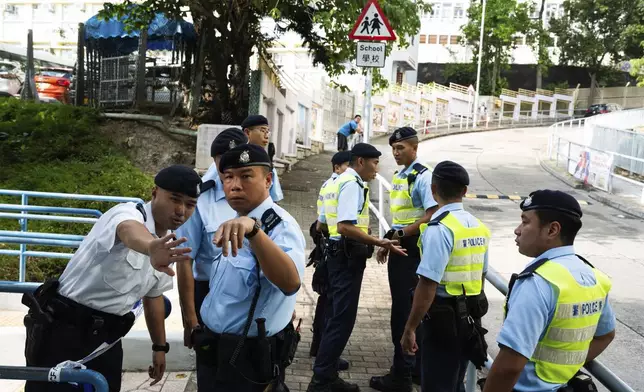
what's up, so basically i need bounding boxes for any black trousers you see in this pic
[313,251,365,380]
[337,133,348,151]
[387,237,422,376]
[420,318,469,392]
[310,292,328,357]
[25,317,125,392]
[194,279,210,391]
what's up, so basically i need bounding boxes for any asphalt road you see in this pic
[371,126,644,391]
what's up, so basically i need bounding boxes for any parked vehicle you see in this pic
[0,60,24,96]
[35,68,73,104]
[584,103,623,117]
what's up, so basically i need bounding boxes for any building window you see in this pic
[449,35,461,45]
[442,3,453,18]
[439,35,448,45]
[428,35,438,44]
[513,36,524,46]
[454,5,465,18]
[420,34,427,44]
[545,3,559,20]
[396,70,404,85]
[430,3,441,18]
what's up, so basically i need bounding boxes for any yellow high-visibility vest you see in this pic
[418,211,490,296]
[505,261,611,384]
[390,163,432,226]
[324,172,369,237]
[317,175,337,217]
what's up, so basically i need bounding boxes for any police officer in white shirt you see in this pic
[23,165,202,392]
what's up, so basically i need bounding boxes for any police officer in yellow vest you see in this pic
[308,143,406,392]
[401,160,491,392]
[371,127,438,392]
[482,190,616,392]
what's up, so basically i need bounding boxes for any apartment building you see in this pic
[417,0,565,64]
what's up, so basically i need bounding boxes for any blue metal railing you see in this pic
[0,366,109,392]
[0,189,143,282]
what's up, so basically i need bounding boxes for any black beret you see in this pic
[331,151,352,166]
[154,165,203,198]
[389,127,418,146]
[241,114,269,129]
[520,189,582,219]
[433,160,470,186]
[219,144,272,172]
[211,127,248,157]
[351,143,382,158]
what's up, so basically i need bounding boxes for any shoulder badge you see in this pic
[261,208,283,234]
[240,150,250,163]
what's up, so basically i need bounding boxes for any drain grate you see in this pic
[468,205,503,212]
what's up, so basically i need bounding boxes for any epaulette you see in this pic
[412,163,428,175]
[135,203,147,222]
[199,180,217,195]
[426,211,450,226]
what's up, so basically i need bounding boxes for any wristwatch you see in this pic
[152,342,170,353]
[396,229,405,238]
[245,217,261,239]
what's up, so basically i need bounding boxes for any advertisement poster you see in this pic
[372,105,385,133]
[568,149,614,192]
[388,102,400,127]
[403,100,416,124]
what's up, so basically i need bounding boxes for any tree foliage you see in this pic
[461,0,533,95]
[100,0,430,124]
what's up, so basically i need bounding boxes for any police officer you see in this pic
[241,114,284,202]
[175,128,246,389]
[401,161,491,392]
[371,127,438,391]
[482,190,616,392]
[24,165,202,392]
[194,143,305,391]
[310,151,352,369]
[308,143,406,392]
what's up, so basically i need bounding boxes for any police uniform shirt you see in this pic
[416,202,489,298]
[391,158,437,230]
[319,167,366,241]
[58,202,173,316]
[270,167,285,202]
[175,161,236,281]
[497,246,616,391]
[317,173,339,218]
[200,196,306,337]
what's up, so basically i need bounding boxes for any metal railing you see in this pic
[367,176,635,392]
[0,366,109,392]
[0,189,143,282]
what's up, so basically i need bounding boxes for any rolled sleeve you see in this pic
[267,221,306,296]
[145,272,174,298]
[97,203,144,253]
[270,169,284,202]
[595,295,616,336]
[175,207,203,260]
[336,181,361,223]
[497,277,553,359]
[416,225,453,283]
[414,173,437,211]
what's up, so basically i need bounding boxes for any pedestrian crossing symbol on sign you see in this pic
[349,0,397,41]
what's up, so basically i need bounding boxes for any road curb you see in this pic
[538,154,644,220]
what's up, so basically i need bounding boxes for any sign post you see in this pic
[349,0,396,144]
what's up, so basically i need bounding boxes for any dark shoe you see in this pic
[338,357,350,371]
[412,372,421,385]
[369,373,412,392]
[307,375,360,392]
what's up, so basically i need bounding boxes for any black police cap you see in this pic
[520,189,582,219]
[211,127,248,158]
[154,165,203,198]
[241,114,269,129]
[389,127,418,146]
[219,144,272,172]
[331,151,352,166]
[433,160,470,186]
[351,143,382,158]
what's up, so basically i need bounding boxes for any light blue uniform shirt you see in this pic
[498,246,616,392]
[200,196,306,337]
[270,167,284,202]
[337,120,358,137]
[416,202,489,298]
[391,158,437,230]
[319,168,366,241]
[175,163,237,281]
[317,173,338,217]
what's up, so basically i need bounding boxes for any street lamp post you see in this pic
[472,0,487,128]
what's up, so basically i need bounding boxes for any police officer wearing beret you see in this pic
[175,128,246,389]
[241,114,284,202]
[308,143,406,392]
[310,151,352,367]
[24,165,202,392]
[371,127,438,392]
[194,144,305,391]
[401,161,491,392]
[482,190,616,392]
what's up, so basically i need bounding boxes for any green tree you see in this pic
[549,0,642,102]
[461,0,533,95]
[101,0,430,124]
[526,0,553,89]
